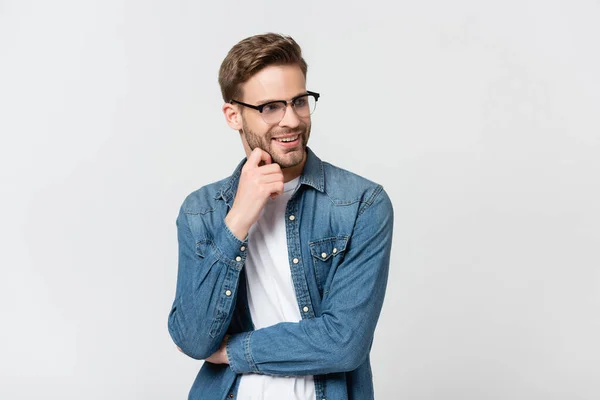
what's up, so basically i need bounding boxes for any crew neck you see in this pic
[283,176,300,193]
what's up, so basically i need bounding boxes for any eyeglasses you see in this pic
[230,91,320,124]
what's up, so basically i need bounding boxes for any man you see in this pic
[168,33,394,400]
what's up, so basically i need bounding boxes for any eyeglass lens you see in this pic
[262,94,317,123]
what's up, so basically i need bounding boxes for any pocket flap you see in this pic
[309,236,348,261]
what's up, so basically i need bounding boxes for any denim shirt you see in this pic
[168,147,394,400]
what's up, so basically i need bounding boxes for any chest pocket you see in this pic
[309,236,349,297]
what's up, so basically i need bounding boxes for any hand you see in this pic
[225,148,284,240]
[205,335,230,364]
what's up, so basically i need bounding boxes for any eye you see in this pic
[294,96,308,107]
[262,102,284,114]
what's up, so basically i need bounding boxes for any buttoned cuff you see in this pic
[226,331,257,374]
[212,218,249,270]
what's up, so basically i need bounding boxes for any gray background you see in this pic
[1,0,599,399]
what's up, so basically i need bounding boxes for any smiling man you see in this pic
[168,33,394,400]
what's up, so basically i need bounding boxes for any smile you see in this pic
[274,135,299,143]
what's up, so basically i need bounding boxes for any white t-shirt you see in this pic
[236,176,315,400]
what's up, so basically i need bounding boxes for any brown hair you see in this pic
[218,33,308,103]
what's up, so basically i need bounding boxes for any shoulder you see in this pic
[179,176,229,215]
[321,161,392,215]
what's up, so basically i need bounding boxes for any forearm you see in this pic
[226,315,378,376]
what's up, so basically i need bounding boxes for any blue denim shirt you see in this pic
[168,147,394,400]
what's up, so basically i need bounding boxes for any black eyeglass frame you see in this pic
[229,91,320,114]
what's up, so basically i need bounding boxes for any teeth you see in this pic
[277,135,298,143]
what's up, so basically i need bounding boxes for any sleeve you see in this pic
[226,186,394,375]
[167,202,248,360]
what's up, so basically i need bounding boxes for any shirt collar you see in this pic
[216,146,325,205]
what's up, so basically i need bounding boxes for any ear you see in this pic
[223,102,243,131]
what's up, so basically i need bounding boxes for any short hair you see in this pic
[218,33,308,103]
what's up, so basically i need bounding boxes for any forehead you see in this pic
[241,64,306,103]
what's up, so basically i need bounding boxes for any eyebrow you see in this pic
[255,91,308,105]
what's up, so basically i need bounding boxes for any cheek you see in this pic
[245,121,272,141]
[300,115,311,126]
[243,116,264,132]
[252,113,272,130]
[301,118,311,133]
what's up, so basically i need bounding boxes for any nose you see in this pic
[278,103,301,128]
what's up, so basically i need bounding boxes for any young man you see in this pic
[168,33,394,400]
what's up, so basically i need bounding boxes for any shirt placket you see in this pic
[285,193,327,400]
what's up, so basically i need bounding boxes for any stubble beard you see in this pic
[242,121,311,168]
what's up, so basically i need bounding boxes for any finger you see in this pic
[177,346,182,353]
[262,172,284,184]
[258,163,283,175]
[267,181,284,197]
[248,148,272,167]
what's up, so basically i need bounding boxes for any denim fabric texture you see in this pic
[168,147,394,400]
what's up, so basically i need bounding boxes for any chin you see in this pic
[274,149,305,168]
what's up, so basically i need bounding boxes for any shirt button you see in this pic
[228,394,234,399]
[332,248,337,254]
[303,306,309,312]
[321,252,327,258]
[235,256,242,262]
[289,215,295,221]
[293,258,299,264]
[225,290,232,296]
[240,246,246,251]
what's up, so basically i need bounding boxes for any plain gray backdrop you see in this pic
[1,0,599,399]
